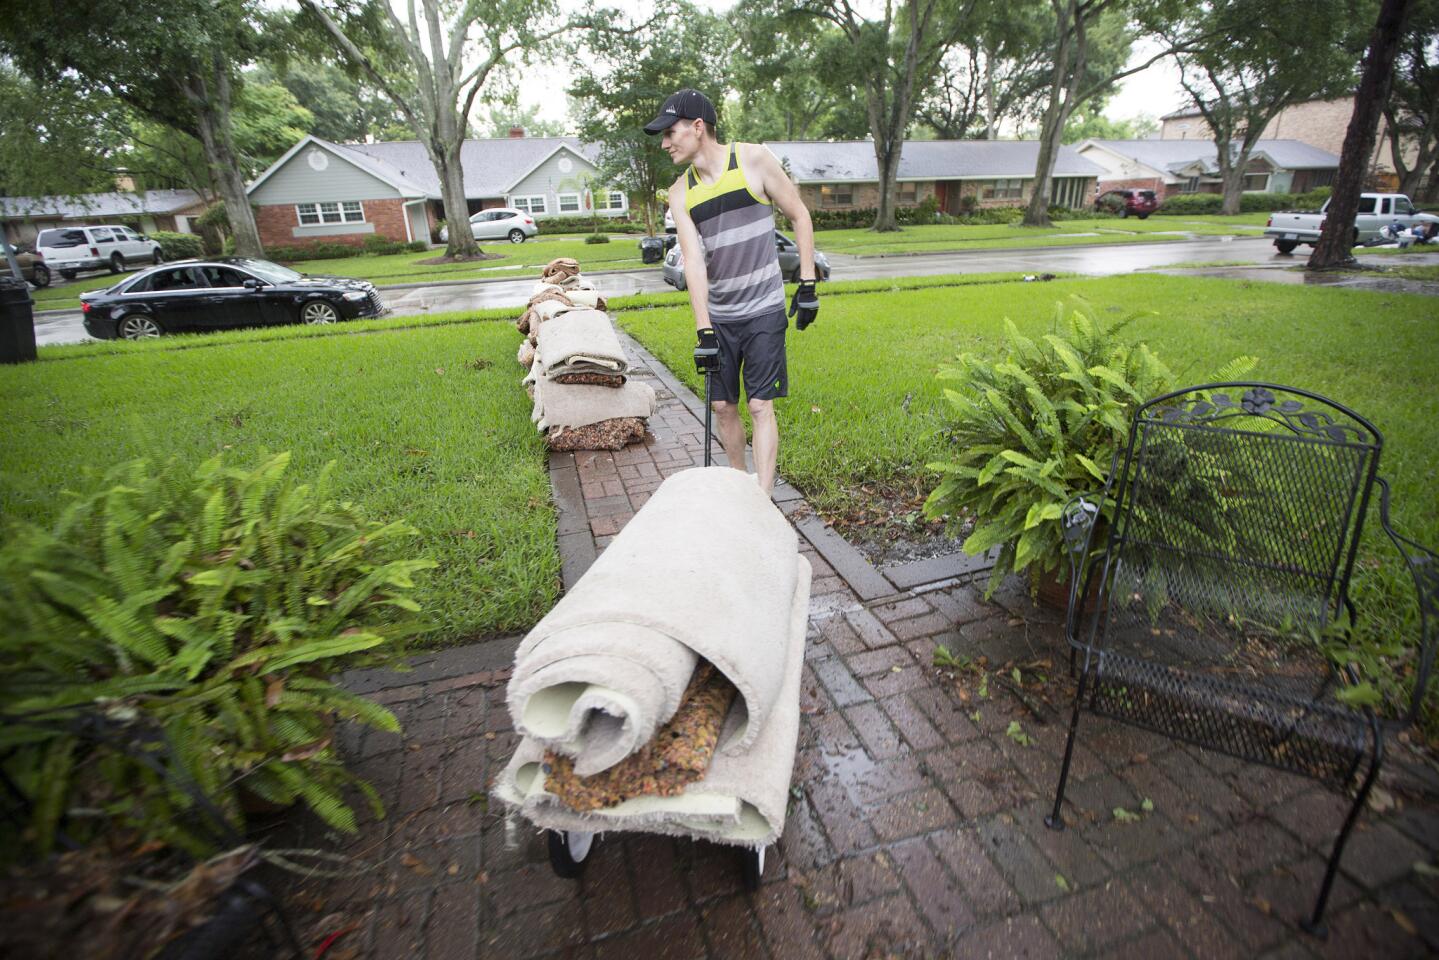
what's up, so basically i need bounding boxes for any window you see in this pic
[595,191,626,211]
[981,179,1024,200]
[148,267,202,292]
[1356,196,1377,214]
[1379,198,1391,215]
[37,229,88,248]
[295,201,365,225]
[90,228,115,243]
[513,195,547,214]
[200,266,249,287]
[820,184,853,206]
[1308,169,1335,188]
[1181,176,1201,194]
[1394,197,1414,215]
[557,193,581,213]
[1241,173,1269,192]
[897,182,918,204]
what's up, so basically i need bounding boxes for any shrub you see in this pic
[538,219,645,235]
[0,453,434,860]
[148,231,203,261]
[1157,193,1224,214]
[1157,188,1335,216]
[924,298,1256,595]
[584,233,611,244]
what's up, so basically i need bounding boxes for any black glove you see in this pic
[694,327,720,373]
[788,279,818,330]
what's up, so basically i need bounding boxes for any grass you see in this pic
[290,235,645,286]
[619,274,1437,707]
[811,214,1269,257]
[1137,260,1259,270]
[1373,264,1439,282]
[0,311,557,645]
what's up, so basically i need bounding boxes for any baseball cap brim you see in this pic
[643,113,680,135]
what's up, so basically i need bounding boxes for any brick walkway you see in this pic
[261,336,1439,959]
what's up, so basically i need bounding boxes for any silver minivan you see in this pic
[36,225,163,279]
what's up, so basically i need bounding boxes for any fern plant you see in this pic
[923,297,1256,595]
[0,453,435,860]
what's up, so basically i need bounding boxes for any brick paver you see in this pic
[258,337,1439,959]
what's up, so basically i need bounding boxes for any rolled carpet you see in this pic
[495,548,811,847]
[504,468,800,773]
[536,308,628,377]
[517,339,535,369]
[546,417,647,451]
[534,379,656,433]
[550,372,625,388]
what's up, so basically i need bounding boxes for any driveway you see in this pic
[23,237,1388,347]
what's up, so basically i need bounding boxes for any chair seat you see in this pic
[1088,651,1372,786]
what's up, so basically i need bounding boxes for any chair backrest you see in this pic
[1099,384,1383,647]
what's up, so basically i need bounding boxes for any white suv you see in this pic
[35,225,163,280]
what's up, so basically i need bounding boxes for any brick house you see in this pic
[1160,98,1415,190]
[762,139,1104,214]
[246,133,629,249]
[1074,139,1341,199]
[0,189,206,248]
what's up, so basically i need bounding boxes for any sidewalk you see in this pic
[259,334,1439,959]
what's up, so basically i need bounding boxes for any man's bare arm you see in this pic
[668,181,711,330]
[745,144,815,281]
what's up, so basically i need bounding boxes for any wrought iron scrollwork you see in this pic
[1145,386,1376,445]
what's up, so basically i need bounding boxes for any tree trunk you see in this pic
[873,141,902,231]
[1309,0,1413,269]
[1218,146,1247,215]
[1023,2,1079,228]
[191,72,262,258]
[433,138,480,258]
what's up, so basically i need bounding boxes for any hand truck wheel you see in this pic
[546,829,595,879]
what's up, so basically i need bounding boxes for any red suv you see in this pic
[1095,189,1159,219]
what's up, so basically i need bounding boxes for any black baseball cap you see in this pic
[643,88,718,135]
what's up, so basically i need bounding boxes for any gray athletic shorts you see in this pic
[712,308,788,403]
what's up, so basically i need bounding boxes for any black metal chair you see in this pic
[1044,383,1436,936]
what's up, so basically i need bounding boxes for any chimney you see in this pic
[508,126,525,139]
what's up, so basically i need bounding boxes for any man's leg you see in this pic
[748,398,777,493]
[712,400,748,471]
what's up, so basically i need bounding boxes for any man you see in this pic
[643,88,818,495]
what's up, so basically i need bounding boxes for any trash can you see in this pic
[0,274,37,364]
[639,236,665,264]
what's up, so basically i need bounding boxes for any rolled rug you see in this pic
[517,339,536,369]
[495,549,812,847]
[536,309,627,378]
[546,417,647,451]
[504,468,799,773]
[535,380,655,432]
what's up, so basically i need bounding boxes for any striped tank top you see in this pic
[684,143,786,323]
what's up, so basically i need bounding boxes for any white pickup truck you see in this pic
[1263,193,1439,253]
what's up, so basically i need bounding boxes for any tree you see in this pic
[1310,0,1416,268]
[478,103,567,139]
[1384,0,1439,199]
[0,67,127,199]
[1021,0,1202,227]
[1061,110,1157,142]
[761,0,985,231]
[915,4,1055,139]
[727,17,871,141]
[300,0,624,259]
[0,0,270,255]
[1172,0,1366,216]
[255,59,408,144]
[569,3,734,235]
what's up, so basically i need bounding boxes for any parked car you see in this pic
[7,247,51,288]
[662,231,831,291]
[664,206,676,234]
[35,225,163,279]
[1263,192,1439,254]
[1094,189,1158,219]
[438,207,537,244]
[79,258,386,340]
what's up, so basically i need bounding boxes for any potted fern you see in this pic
[0,452,435,859]
[923,298,1255,604]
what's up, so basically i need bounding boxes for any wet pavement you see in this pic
[249,331,1439,960]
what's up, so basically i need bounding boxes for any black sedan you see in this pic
[79,258,387,340]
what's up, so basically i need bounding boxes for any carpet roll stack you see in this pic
[515,258,654,451]
[495,468,813,848]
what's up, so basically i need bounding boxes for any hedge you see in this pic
[1156,187,1333,215]
[266,238,428,262]
[537,219,646,235]
[148,231,204,261]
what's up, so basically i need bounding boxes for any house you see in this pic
[246,133,628,249]
[762,139,1106,213]
[1075,138,1341,198]
[0,189,206,247]
[1160,98,1412,190]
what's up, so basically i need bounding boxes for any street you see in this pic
[23,236,1362,347]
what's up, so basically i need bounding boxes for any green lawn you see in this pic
[0,313,556,644]
[620,274,1437,703]
[809,214,1270,257]
[290,235,646,287]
